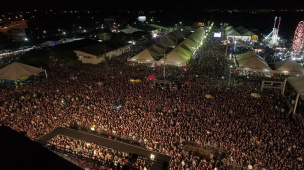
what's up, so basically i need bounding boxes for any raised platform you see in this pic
[39,127,171,170]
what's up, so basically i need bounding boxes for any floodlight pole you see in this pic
[132,43,134,56]
[228,65,232,86]
[104,46,107,74]
[293,93,300,115]
[163,49,166,80]
[281,78,287,96]
[15,80,18,88]
[225,43,229,58]
[22,38,28,55]
[22,41,24,54]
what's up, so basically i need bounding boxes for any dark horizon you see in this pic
[1,0,303,39]
[2,0,304,12]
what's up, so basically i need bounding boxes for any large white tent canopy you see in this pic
[149,45,165,54]
[270,58,304,75]
[188,34,201,44]
[287,76,304,99]
[179,43,195,53]
[194,27,205,36]
[0,62,45,80]
[120,28,143,34]
[235,26,256,36]
[181,39,198,50]
[160,46,192,66]
[235,51,271,71]
[226,26,242,36]
[159,38,176,48]
[127,49,161,63]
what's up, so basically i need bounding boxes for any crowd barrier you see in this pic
[47,143,153,169]
[47,144,120,168]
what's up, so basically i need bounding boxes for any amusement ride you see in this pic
[284,21,304,61]
[264,16,281,48]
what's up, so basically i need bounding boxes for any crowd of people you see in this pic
[0,36,303,170]
[48,135,152,170]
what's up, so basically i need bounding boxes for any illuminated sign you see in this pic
[138,16,146,22]
[214,32,221,38]
[251,35,258,41]
[198,23,205,27]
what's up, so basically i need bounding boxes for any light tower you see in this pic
[265,16,281,47]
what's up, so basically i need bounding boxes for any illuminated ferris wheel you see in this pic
[293,21,304,54]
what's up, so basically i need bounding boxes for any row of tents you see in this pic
[225,26,258,41]
[235,51,304,75]
[127,27,206,66]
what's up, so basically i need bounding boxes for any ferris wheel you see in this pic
[292,21,304,54]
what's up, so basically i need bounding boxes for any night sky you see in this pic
[2,0,304,11]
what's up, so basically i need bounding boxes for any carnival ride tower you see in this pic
[265,16,281,47]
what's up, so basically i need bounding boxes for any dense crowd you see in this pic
[0,38,303,170]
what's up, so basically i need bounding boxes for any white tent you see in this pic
[160,46,192,66]
[182,39,198,49]
[226,26,253,41]
[171,31,187,40]
[120,28,143,34]
[235,26,256,36]
[287,76,304,99]
[236,51,272,72]
[226,26,241,36]
[175,46,192,57]
[0,62,45,80]
[192,32,203,39]
[271,58,304,75]
[149,45,164,54]
[0,62,46,87]
[188,34,201,44]
[285,76,304,114]
[159,38,176,48]
[127,49,160,63]
[194,27,205,37]
[162,51,187,66]
[179,43,195,52]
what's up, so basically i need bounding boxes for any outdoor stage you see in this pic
[39,127,171,170]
